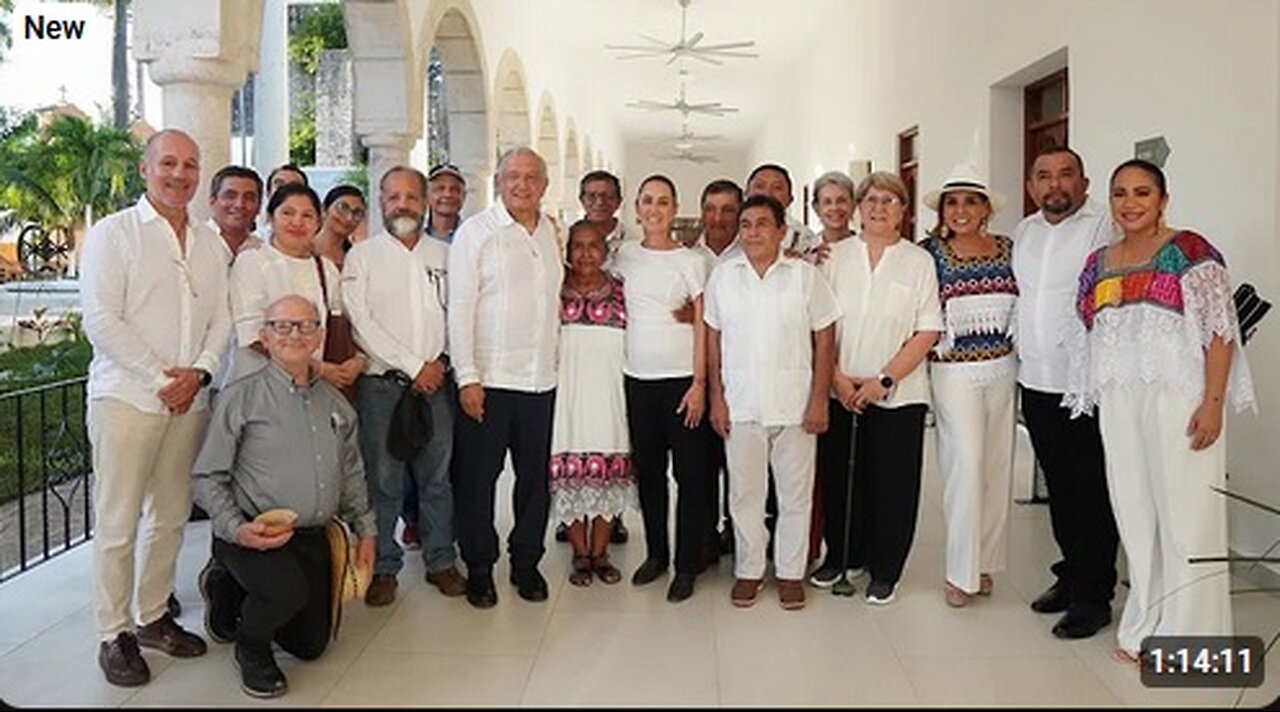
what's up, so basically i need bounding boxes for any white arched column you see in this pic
[133,0,262,222]
[362,131,415,235]
[251,0,289,173]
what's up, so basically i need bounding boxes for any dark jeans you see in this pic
[1020,386,1118,611]
[824,402,927,585]
[213,527,330,660]
[625,376,707,575]
[453,388,555,575]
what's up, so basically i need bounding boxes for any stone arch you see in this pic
[421,2,490,216]
[535,92,562,214]
[493,51,532,157]
[562,120,582,217]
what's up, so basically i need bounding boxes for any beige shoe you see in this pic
[945,581,969,608]
[978,573,994,596]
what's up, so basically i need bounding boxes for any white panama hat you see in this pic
[922,163,1005,214]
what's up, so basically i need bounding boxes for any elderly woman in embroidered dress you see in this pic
[918,165,1019,608]
[1065,159,1255,664]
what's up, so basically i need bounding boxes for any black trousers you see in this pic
[625,376,707,575]
[213,527,330,660]
[821,402,927,585]
[452,388,554,575]
[1020,386,1118,610]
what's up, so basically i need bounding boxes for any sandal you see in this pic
[591,554,622,585]
[978,574,993,596]
[944,581,969,608]
[1113,648,1140,666]
[569,556,593,587]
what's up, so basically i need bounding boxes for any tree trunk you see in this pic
[111,0,128,130]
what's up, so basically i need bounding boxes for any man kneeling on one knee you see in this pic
[194,295,375,698]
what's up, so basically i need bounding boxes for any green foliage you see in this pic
[0,0,12,63]
[288,90,317,166]
[288,3,348,76]
[339,163,368,195]
[0,336,91,393]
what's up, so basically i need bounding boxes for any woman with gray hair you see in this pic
[812,171,856,258]
[814,171,943,604]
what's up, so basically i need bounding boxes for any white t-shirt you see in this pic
[821,237,944,408]
[704,253,840,426]
[612,240,707,379]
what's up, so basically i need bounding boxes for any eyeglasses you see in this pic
[264,319,322,335]
[860,195,902,207]
[333,202,367,219]
[581,191,619,204]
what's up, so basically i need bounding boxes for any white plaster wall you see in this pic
[618,140,749,229]
[751,0,1280,566]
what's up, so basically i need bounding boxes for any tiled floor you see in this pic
[2,431,1279,707]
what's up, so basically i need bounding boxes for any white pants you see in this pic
[1098,382,1230,653]
[725,423,815,580]
[88,398,208,638]
[930,362,1016,593]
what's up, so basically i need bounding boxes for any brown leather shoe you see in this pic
[136,613,207,658]
[425,566,466,597]
[777,579,806,610]
[99,631,150,687]
[365,573,398,606]
[731,578,764,608]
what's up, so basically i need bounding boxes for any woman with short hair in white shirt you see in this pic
[820,171,943,605]
[611,174,708,604]
[229,183,364,389]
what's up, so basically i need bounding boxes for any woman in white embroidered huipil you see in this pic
[1065,159,1255,664]
[919,165,1018,608]
[229,184,364,389]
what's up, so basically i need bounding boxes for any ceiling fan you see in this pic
[626,84,739,118]
[651,148,719,164]
[605,0,759,66]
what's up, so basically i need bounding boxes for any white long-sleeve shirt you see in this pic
[228,245,341,375]
[341,232,450,378]
[80,196,231,414]
[1011,199,1115,393]
[447,201,563,392]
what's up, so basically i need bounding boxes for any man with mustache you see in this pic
[81,128,231,686]
[1011,145,1120,640]
[342,166,465,606]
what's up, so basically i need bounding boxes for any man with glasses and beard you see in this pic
[342,166,465,606]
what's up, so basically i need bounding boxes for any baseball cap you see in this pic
[428,163,466,186]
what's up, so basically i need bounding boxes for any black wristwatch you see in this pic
[197,369,213,388]
[877,372,895,390]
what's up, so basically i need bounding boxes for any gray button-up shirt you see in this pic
[193,362,376,544]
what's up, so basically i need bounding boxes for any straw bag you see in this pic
[326,517,369,639]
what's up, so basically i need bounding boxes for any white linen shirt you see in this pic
[692,231,742,275]
[821,237,944,408]
[80,196,231,414]
[704,253,840,427]
[1011,199,1115,393]
[204,218,263,267]
[447,202,563,392]
[229,245,341,361]
[342,232,450,378]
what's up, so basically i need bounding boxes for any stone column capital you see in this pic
[360,131,416,152]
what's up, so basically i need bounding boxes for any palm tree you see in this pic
[0,0,15,64]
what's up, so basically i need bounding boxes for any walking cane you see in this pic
[832,411,858,597]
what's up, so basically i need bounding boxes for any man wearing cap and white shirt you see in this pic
[1011,145,1119,640]
[449,146,563,609]
[343,165,465,606]
[425,163,467,243]
[81,128,230,687]
[746,163,821,261]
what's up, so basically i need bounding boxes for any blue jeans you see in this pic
[357,374,457,576]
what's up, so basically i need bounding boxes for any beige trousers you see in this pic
[725,423,815,581]
[88,397,208,639]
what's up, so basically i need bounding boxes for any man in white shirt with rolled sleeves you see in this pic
[80,129,231,687]
[449,146,563,609]
[342,166,463,606]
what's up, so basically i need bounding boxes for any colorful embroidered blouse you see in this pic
[921,235,1018,366]
[1064,230,1255,416]
[560,273,627,330]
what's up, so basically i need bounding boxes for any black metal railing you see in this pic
[0,376,92,583]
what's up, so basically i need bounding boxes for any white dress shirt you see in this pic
[1011,199,1115,393]
[80,196,231,414]
[692,231,742,275]
[229,244,341,364]
[342,232,450,378]
[822,237,944,408]
[704,253,840,426]
[447,202,564,392]
[204,218,263,267]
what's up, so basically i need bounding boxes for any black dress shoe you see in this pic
[198,557,240,644]
[166,592,182,619]
[99,632,150,687]
[136,613,208,658]
[233,642,288,698]
[466,572,498,609]
[510,568,549,602]
[611,517,630,544]
[1052,606,1112,639]
[1030,581,1072,614]
[631,558,668,586]
[666,573,696,603]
